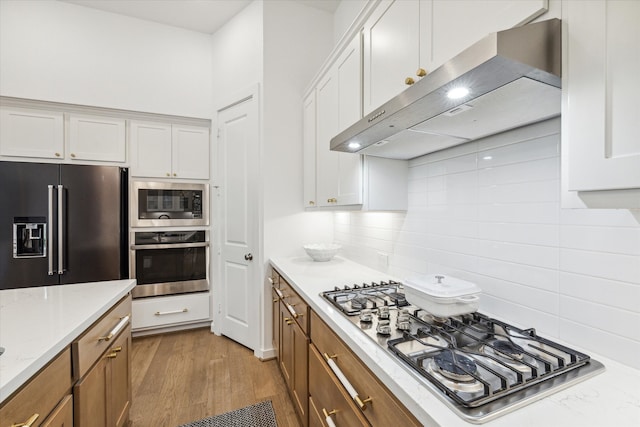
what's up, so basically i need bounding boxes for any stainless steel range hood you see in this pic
[331,19,561,160]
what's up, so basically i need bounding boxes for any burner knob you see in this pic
[396,314,411,331]
[378,306,390,319]
[376,320,391,335]
[359,309,373,323]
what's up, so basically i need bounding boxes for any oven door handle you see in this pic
[130,242,209,250]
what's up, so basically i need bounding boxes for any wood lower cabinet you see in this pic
[41,395,74,427]
[272,270,309,427]
[0,348,72,427]
[73,294,132,427]
[308,345,368,427]
[74,325,131,427]
[310,311,421,427]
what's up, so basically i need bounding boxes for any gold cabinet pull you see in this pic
[405,77,415,85]
[112,346,123,353]
[273,298,278,303]
[327,198,337,203]
[54,152,61,157]
[416,67,427,77]
[11,413,39,427]
[70,153,76,158]
[322,408,338,427]
[323,352,373,411]
[173,173,177,177]
[97,314,130,342]
[105,352,118,359]
[166,172,171,177]
[284,317,293,325]
[308,200,315,206]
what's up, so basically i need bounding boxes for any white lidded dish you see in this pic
[403,274,481,317]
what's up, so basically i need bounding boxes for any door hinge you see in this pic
[218,303,222,314]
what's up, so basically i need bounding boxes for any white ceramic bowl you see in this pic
[403,275,481,317]
[303,243,341,262]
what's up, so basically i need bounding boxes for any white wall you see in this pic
[335,118,640,369]
[0,0,212,118]
[333,0,368,42]
[262,0,334,352]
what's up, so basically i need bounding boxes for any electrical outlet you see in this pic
[377,252,389,269]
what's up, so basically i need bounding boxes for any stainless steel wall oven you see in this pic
[131,181,209,227]
[130,230,209,298]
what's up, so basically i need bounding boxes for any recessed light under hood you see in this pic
[330,19,561,160]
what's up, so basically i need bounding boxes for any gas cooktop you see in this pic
[321,281,605,423]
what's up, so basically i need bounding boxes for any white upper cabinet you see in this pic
[129,121,173,178]
[303,91,317,208]
[429,0,549,70]
[363,0,421,115]
[0,107,64,160]
[562,0,640,202]
[315,35,363,207]
[130,121,209,180]
[68,114,126,163]
[171,125,210,180]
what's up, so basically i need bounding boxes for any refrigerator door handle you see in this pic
[47,185,55,275]
[57,184,65,275]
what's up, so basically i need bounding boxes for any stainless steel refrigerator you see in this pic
[0,161,128,289]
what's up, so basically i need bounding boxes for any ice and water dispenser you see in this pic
[13,217,47,258]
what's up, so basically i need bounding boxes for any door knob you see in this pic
[244,253,253,261]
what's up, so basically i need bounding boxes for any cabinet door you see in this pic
[303,92,317,208]
[172,125,210,180]
[129,121,172,178]
[292,320,309,427]
[430,0,548,70]
[68,114,126,163]
[272,288,281,359]
[363,0,420,115]
[41,395,73,427]
[279,301,294,388]
[563,0,640,192]
[74,355,108,427]
[0,107,64,159]
[110,327,131,427]
[316,43,363,207]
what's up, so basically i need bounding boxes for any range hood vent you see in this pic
[331,19,561,160]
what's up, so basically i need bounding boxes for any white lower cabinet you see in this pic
[132,292,211,331]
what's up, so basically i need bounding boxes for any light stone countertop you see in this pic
[271,256,640,427]
[0,279,136,403]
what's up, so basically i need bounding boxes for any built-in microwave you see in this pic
[131,181,209,227]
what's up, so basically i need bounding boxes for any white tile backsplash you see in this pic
[334,118,640,369]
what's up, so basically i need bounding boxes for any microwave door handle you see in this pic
[47,185,54,275]
[57,185,65,275]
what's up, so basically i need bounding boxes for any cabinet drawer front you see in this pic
[276,274,309,334]
[73,295,132,379]
[311,311,421,427]
[309,345,368,427]
[132,292,210,330]
[0,348,72,427]
[40,394,73,427]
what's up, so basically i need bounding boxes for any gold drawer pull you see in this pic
[322,408,337,427]
[323,353,372,411]
[105,352,118,359]
[112,346,123,353]
[97,314,130,342]
[11,413,39,427]
[284,317,294,325]
[154,308,188,316]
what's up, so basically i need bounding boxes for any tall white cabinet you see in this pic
[562,0,640,207]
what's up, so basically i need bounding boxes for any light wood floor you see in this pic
[130,328,301,427]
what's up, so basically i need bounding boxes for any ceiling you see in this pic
[62,0,340,34]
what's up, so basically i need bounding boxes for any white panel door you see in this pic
[129,121,172,178]
[68,114,126,162]
[564,0,640,191]
[316,71,340,207]
[217,94,259,350]
[0,107,64,159]
[172,125,210,180]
